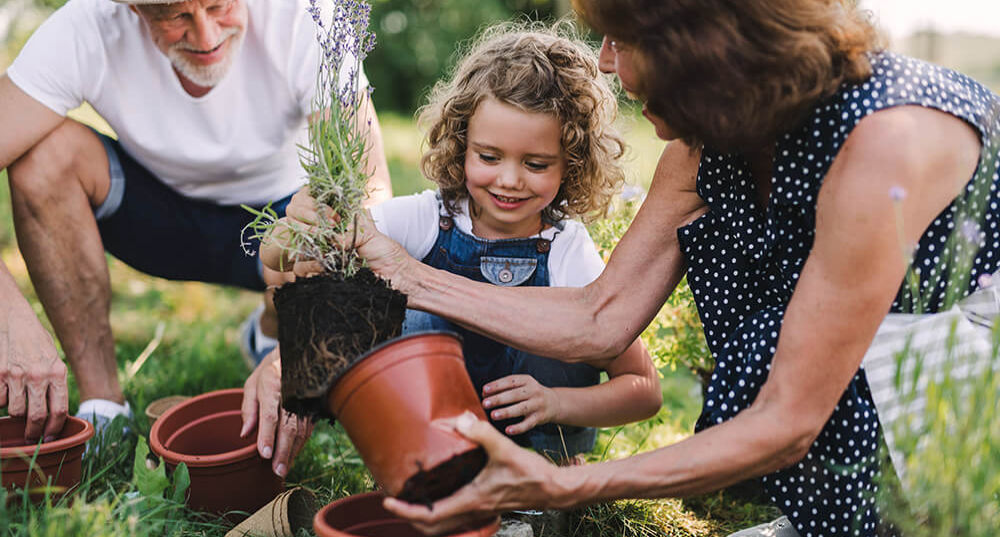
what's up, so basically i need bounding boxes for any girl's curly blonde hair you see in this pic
[418,23,626,224]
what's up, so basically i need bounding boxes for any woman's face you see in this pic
[599,36,676,141]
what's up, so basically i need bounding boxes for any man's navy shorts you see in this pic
[92,132,293,291]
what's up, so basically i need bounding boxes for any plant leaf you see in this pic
[132,437,170,498]
[169,462,190,504]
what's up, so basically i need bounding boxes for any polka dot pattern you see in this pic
[676,52,1000,536]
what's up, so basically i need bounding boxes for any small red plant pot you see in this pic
[313,491,500,537]
[326,332,489,504]
[149,388,283,516]
[1,415,94,499]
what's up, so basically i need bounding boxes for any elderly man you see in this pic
[0,0,390,477]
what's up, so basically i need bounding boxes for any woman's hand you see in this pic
[240,348,313,477]
[482,375,561,435]
[382,412,567,535]
[262,187,418,292]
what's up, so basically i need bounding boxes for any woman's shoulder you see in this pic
[768,51,997,208]
[834,52,997,138]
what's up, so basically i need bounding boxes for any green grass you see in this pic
[0,114,778,536]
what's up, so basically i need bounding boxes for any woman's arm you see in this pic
[384,106,982,533]
[569,105,983,500]
[362,141,707,361]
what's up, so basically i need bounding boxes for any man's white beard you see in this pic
[167,26,244,88]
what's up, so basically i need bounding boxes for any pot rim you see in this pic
[328,330,463,388]
[0,415,94,459]
[150,388,258,467]
[314,491,500,537]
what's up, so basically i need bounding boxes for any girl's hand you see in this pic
[382,412,567,535]
[482,375,561,435]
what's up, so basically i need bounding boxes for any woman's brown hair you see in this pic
[573,0,882,151]
[419,23,626,223]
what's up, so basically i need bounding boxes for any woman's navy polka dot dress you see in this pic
[678,52,1000,536]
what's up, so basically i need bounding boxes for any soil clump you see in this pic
[275,268,407,417]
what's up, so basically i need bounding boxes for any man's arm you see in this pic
[0,75,63,169]
[0,74,69,439]
[360,97,392,206]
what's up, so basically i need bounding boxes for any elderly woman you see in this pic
[280,0,999,535]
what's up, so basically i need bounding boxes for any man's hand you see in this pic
[1,267,68,442]
[482,375,561,436]
[240,347,313,477]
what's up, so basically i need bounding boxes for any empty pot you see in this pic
[1,415,94,498]
[313,491,499,537]
[149,388,283,516]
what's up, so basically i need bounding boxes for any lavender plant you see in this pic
[244,0,376,277]
[877,130,1000,535]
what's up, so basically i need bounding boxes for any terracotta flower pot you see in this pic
[327,332,488,504]
[1,415,94,499]
[149,388,283,515]
[314,491,500,537]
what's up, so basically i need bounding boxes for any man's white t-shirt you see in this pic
[369,190,606,288]
[7,0,363,206]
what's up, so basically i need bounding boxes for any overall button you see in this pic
[536,239,551,254]
[481,256,537,286]
[439,217,454,231]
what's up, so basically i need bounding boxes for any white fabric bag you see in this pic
[862,278,999,480]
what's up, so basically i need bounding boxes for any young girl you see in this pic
[266,26,661,462]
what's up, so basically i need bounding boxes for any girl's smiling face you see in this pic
[464,98,565,239]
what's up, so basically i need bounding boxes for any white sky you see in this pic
[861,0,1000,39]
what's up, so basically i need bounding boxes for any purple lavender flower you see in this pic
[960,218,984,245]
[889,186,907,202]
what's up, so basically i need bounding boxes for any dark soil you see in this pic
[396,447,487,506]
[274,268,407,418]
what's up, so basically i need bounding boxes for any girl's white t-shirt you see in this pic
[7,0,363,206]
[369,190,606,288]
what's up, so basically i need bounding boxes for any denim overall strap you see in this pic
[402,212,599,460]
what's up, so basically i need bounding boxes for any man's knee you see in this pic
[8,120,109,208]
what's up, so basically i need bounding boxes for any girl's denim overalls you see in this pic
[402,211,600,460]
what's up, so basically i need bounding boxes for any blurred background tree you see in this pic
[4,0,575,114]
[366,0,573,113]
